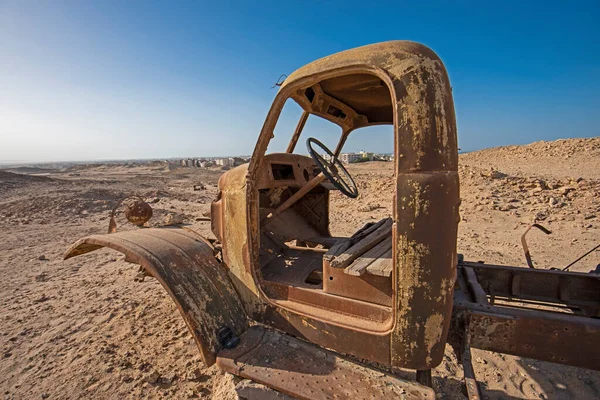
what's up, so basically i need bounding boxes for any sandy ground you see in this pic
[1,137,599,399]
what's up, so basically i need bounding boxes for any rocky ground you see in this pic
[1,137,599,399]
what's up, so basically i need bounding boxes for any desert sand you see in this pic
[1,137,599,399]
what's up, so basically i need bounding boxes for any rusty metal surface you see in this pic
[261,305,392,366]
[393,171,460,369]
[285,110,309,153]
[453,261,600,371]
[454,299,600,371]
[520,223,551,268]
[107,195,153,233]
[64,227,248,366]
[217,326,434,400]
[124,199,153,226]
[322,260,392,307]
[463,267,488,305]
[461,261,600,315]
[462,344,482,400]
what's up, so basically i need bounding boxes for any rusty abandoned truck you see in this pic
[64,41,600,399]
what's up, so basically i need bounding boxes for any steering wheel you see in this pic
[306,137,359,198]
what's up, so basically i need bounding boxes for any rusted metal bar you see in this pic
[263,173,326,223]
[563,242,600,271]
[415,369,432,387]
[463,267,488,304]
[286,110,309,153]
[454,300,600,370]
[460,261,600,315]
[520,223,551,268]
[462,344,482,400]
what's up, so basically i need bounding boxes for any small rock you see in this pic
[534,179,548,190]
[533,211,548,221]
[559,186,576,196]
[144,371,160,384]
[34,294,49,303]
[185,369,203,381]
[163,213,185,225]
[38,255,48,261]
[584,214,596,220]
[475,357,487,364]
[357,203,380,212]
[159,376,172,385]
[498,204,516,212]
[488,169,507,179]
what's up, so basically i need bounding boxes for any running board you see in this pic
[217,326,434,400]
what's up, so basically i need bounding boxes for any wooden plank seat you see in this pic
[324,218,394,277]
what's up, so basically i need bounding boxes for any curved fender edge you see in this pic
[64,227,249,366]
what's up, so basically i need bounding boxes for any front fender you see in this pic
[64,227,248,366]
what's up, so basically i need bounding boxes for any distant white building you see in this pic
[215,158,235,167]
[339,153,362,163]
[358,151,374,160]
[321,151,386,164]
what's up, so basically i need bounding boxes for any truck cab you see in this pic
[210,40,460,370]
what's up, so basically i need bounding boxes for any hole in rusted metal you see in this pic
[326,104,347,119]
[305,87,315,103]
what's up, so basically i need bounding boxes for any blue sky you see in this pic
[1,1,598,163]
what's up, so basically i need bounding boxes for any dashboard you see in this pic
[256,153,321,190]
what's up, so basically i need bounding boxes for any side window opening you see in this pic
[266,100,304,154]
[328,125,394,237]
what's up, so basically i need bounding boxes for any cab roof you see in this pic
[280,41,442,131]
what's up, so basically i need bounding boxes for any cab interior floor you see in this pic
[261,248,324,289]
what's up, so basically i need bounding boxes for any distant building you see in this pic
[321,151,389,164]
[358,151,374,160]
[215,158,235,167]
